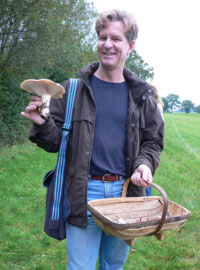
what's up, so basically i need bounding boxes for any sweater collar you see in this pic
[78,62,151,104]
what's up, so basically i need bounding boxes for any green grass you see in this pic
[1,113,200,269]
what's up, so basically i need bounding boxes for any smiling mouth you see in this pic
[102,52,116,56]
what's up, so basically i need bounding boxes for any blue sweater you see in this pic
[89,75,129,177]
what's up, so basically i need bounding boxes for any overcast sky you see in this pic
[89,0,200,105]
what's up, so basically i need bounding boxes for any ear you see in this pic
[128,40,135,54]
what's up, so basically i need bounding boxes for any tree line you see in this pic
[162,94,200,113]
[0,0,154,148]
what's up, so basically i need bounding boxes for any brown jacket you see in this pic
[29,62,164,228]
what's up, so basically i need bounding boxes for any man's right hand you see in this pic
[21,96,45,125]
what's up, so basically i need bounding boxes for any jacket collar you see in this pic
[78,62,152,105]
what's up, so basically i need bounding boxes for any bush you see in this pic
[0,77,30,148]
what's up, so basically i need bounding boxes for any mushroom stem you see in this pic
[40,94,51,120]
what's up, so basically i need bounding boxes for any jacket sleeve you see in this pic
[29,80,70,153]
[133,96,165,175]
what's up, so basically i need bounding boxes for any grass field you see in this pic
[0,113,200,269]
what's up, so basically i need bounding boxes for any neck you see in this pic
[94,65,125,83]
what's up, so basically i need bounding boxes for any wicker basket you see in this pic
[87,178,191,243]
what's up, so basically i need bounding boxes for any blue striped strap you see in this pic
[51,79,78,221]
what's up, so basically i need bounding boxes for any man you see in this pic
[21,9,164,270]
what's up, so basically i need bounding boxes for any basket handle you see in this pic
[122,178,168,236]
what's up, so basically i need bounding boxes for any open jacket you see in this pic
[29,62,164,228]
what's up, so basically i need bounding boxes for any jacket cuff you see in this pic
[33,118,52,131]
[29,117,55,139]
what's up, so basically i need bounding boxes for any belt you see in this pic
[90,174,123,182]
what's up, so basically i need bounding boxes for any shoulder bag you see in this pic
[43,78,78,240]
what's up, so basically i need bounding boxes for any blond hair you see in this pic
[95,9,138,43]
[149,83,164,108]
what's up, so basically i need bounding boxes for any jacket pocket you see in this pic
[68,166,75,177]
[131,112,145,129]
[43,170,55,188]
[66,166,75,192]
[72,116,94,125]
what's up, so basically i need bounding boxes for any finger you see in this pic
[131,171,140,182]
[140,179,150,187]
[135,171,141,183]
[147,174,153,184]
[136,177,149,187]
[26,105,38,113]
[31,95,42,101]
[141,177,152,187]
[29,101,42,107]
[21,111,31,120]
[21,111,45,125]
[141,168,149,182]
[145,169,153,184]
[131,171,141,186]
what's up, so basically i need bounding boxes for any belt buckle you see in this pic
[102,174,112,182]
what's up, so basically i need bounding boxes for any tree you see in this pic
[162,97,170,112]
[195,105,200,113]
[0,0,98,147]
[181,100,194,113]
[164,94,181,112]
[0,0,98,80]
[126,50,154,81]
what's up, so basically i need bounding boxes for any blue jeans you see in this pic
[146,186,152,196]
[66,177,130,270]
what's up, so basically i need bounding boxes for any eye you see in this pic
[99,36,107,41]
[112,37,121,41]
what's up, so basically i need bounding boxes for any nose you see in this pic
[103,38,113,49]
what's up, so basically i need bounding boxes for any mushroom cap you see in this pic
[21,79,65,98]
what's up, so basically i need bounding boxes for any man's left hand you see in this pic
[131,164,152,187]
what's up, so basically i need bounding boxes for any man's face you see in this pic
[97,21,135,72]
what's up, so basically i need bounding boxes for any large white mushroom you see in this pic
[21,79,65,119]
